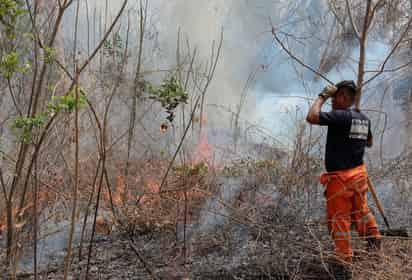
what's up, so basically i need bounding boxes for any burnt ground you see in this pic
[1,168,411,280]
[2,222,411,280]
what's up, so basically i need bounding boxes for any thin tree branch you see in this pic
[79,0,128,73]
[158,30,223,193]
[366,0,385,31]
[363,15,412,86]
[0,168,8,204]
[63,0,81,275]
[354,0,373,109]
[7,78,23,116]
[271,26,334,85]
[128,236,159,280]
[365,60,412,74]
[126,0,147,178]
[345,0,361,40]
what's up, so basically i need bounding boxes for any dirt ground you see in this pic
[2,224,410,280]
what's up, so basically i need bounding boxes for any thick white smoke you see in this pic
[80,0,406,156]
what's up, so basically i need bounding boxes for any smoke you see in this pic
[151,0,405,155]
[69,0,407,155]
[18,205,100,273]
[196,177,242,233]
[148,0,274,128]
[82,0,288,128]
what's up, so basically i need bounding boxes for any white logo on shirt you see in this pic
[349,119,368,140]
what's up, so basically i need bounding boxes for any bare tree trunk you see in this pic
[33,157,38,280]
[63,2,81,277]
[355,0,372,110]
[407,92,412,153]
[6,0,73,263]
[126,0,147,178]
[63,68,80,280]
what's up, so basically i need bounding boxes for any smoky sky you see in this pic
[64,0,407,156]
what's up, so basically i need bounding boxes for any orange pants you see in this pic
[320,164,381,262]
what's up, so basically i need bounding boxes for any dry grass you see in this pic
[1,147,411,279]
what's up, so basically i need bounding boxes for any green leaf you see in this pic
[0,0,26,37]
[148,76,188,123]
[47,88,87,114]
[44,47,57,64]
[0,51,18,78]
[11,113,47,144]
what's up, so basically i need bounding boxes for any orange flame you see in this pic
[0,203,32,234]
[139,179,161,204]
[193,116,212,165]
[146,179,160,193]
[113,175,126,205]
[0,214,6,235]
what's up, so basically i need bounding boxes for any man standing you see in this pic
[306,81,381,279]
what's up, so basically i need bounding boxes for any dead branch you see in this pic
[354,0,373,110]
[79,0,128,74]
[128,236,159,280]
[126,0,148,179]
[158,30,223,193]
[365,60,412,74]
[363,15,412,86]
[63,0,81,277]
[271,26,334,85]
[345,0,361,40]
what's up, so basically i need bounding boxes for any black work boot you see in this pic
[366,237,382,252]
[329,262,352,280]
[366,237,382,265]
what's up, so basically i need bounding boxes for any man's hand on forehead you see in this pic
[319,85,338,99]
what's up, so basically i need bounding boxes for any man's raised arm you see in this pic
[306,85,337,124]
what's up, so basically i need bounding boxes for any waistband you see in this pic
[320,164,367,185]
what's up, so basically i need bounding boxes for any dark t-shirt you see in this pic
[319,109,371,172]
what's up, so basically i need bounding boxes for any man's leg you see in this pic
[326,183,354,262]
[353,190,381,250]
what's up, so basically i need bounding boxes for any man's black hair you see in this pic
[336,80,357,97]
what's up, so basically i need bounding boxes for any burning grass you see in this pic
[103,160,214,237]
[1,149,411,279]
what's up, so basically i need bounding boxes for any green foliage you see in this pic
[0,51,30,78]
[12,113,47,144]
[0,0,24,18]
[0,0,26,37]
[12,88,87,144]
[103,33,124,58]
[44,47,57,64]
[173,161,209,178]
[0,51,18,78]
[148,76,188,122]
[48,88,87,114]
[192,162,209,176]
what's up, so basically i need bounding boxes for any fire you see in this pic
[113,175,126,205]
[0,175,64,235]
[146,179,160,193]
[96,215,113,235]
[184,188,206,199]
[139,179,161,204]
[102,156,210,217]
[0,214,5,235]
[107,175,162,207]
[193,116,212,165]
[0,203,32,235]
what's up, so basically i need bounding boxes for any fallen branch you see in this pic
[128,236,159,280]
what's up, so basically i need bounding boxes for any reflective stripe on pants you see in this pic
[320,164,381,261]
